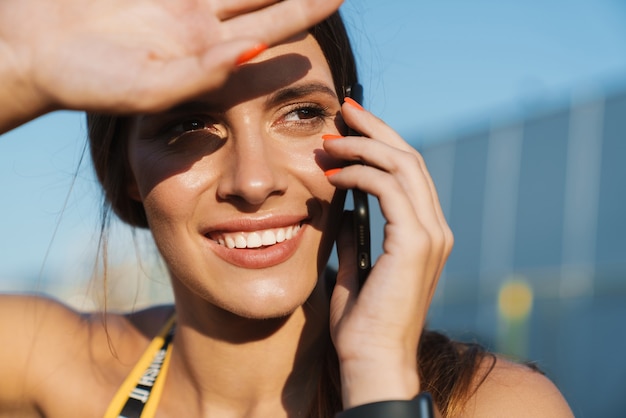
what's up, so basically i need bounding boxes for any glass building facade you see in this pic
[412,88,626,416]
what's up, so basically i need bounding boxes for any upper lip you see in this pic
[200,214,309,235]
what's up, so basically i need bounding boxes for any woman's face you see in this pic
[127,34,345,319]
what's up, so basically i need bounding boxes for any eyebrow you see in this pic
[143,82,338,123]
[265,82,338,108]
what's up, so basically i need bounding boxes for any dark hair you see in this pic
[87,11,492,417]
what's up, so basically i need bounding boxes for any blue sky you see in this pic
[1,0,626,287]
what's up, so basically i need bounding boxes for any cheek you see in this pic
[142,177,192,225]
[130,160,217,236]
[129,137,213,202]
[131,151,193,198]
[283,140,342,230]
[293,152,337,206]
[314,147,343,173]
[292,145,344,232]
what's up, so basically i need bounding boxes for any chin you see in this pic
[219,280,316,320]
[226,302,300,321]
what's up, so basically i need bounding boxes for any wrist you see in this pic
[0,43,51,132]
[339,355,419,409]
[336,392,436,418]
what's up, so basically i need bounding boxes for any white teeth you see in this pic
[247,232,263,248]
[211,224,301,249]
[261,230,276,246]
[235,235,247,249]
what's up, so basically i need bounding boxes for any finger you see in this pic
[341,103,453,267]
[324,137,441,228]
[342,100,413,154]
[334,211,359,294]
[113,38,260,112]
[342,103,443,215]
[329,165,447,339]
[213,0,279,20]
[222,0,344,45]
[330,166,438,322]
[341,101,448,225]
[395,148,453,296]
[329,211,359,335]
[326,145,452,303]
[327,165,423,245]
[341,101,447,226]
[338,103,454,300]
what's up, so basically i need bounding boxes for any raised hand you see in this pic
[0,0,343,131]
[324,98,454,408]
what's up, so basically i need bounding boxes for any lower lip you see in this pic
[204,225,307,269]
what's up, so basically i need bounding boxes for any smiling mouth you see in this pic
[207,223,302,249]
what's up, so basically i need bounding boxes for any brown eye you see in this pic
[162,116,224,145]
[273,103,332,136]
[284,108,320,121]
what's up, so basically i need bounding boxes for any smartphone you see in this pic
[352,188,371,288]
[345,83,371,288]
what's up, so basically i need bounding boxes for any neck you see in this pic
[164,281,331,417]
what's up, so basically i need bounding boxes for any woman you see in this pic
[0,1,573,417]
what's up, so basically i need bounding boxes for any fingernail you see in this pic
[322,134,344,140]
[324,168,342,177]
[344,97,364,111]
[236,43,268,65]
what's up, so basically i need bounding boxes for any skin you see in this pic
[127,37,344,320]
[0,3,574,416]
[0,0,344,131]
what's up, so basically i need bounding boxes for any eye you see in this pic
[169,117,214,135]
[274,103,331,134]
[164,116,223,144]
[284,106,325,121]
[179,119,207,132]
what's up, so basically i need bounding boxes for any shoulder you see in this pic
[0,294,173,362]
[0,294,173,415]
[0,295,85,413]
[459,356,573,417]
[0,294,84,368]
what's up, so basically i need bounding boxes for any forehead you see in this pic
[201,34,336,108]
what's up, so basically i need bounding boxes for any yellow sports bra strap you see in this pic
[140,338,174,417]
[104,314,176,418]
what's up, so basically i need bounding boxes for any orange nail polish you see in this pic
[322,134,344,140]
[344,97,364,111]
[236,43,268,65]
[324,168,342,177]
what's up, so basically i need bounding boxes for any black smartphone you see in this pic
[352,188,371,288]
[345,83,371,288]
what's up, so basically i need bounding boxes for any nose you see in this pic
[216,130,288,207]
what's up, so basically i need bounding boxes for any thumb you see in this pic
[329,210,360,333]
[335,210,360,297]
